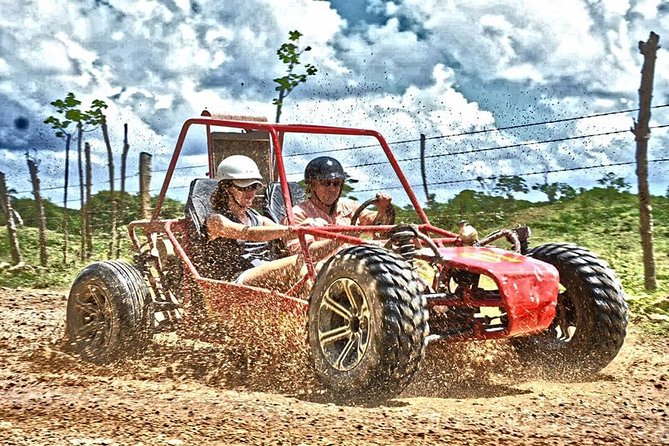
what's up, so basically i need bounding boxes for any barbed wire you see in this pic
[9,106,669,197]
[284,103,669,157]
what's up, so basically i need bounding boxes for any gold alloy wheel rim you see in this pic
[317,277,371,371]
[72,284,114,354]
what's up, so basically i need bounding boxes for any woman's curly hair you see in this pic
[211,180,232,213]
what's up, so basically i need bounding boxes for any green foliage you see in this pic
[493,175,529,199]
[86,99,109,126]
[44,92,81,138]
[597,172,631,192]
[273,30,317,121]
[4,192,184,234]
[532,182,577,203]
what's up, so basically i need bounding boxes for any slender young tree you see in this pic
[88,99,117,259]
[273,30,317,123]
[45,92,80,264]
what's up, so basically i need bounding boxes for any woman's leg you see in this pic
[238,254,306,292]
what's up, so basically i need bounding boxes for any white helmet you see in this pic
[216,155,263,187]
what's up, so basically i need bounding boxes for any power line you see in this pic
[354,158,669,193]
[285,103,669,158]
[287,123,669,175]
[10,106,669,195]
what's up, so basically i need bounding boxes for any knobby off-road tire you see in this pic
[66,261,154,364]
[511,243,628,377]
[308,245,428,404]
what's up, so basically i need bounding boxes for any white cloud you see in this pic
[1,0,668,204]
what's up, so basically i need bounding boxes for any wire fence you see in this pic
[7,104,669,210]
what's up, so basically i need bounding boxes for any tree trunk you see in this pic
[62,134,71,265]
[139,152,152,219]
[274,89,285,123]
[101,120,117,259]
[116,123,130,258]
[84,142,93,259]
[26,157,48,266]
[77,122,86,261]
[633,31,659,291]
[0,172,22,265]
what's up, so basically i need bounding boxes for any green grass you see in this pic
[0,226,134,289]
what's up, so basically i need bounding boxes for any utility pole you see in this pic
[632,31,659,291]
[0,172,22,265]
[139,152,152,219]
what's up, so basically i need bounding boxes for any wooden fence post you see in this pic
[26,158,48,266]
[0,172,22,265]
[139,152,152,219]
[633,31,659,291]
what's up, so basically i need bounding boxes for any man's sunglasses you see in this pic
[232,183,263,192]
[317,179,343,187]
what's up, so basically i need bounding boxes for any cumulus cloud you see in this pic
[1,0,668,205]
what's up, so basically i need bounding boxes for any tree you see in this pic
[493,175,529,199]
[273,30,317,123]
[87,99,118,259]
[532,182,577,203]
[596,172,631,192]
[45,92,78,264]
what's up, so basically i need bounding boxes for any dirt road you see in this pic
[0,287,667,445]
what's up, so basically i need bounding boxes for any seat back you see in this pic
[264,181,307,223]
[184,178,219,239]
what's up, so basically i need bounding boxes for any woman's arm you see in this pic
[207,213,294,242]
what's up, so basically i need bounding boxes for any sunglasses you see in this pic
[232,183,263,192]
[317,179,343,188]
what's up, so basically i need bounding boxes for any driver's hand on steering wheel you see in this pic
[375,192,392,211]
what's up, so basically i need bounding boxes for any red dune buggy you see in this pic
[66,113,628,403]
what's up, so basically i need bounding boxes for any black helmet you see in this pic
[304,156,347,181]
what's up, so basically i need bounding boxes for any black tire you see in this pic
[511,243,628,377]
[66,261,154,364]
[307,245,428,404]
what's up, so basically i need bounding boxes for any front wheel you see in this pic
[511,243,628,377]
[307,245,428,404]
[66,261,154,364]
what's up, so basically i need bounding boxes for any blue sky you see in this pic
[1,0,668,207]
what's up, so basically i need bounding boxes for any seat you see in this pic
[264,181,307,223]
[185,178,219,240]
[184,178,219,278]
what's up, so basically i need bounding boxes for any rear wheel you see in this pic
[511,243,628,377]
[66,261,154,364]
[308,245,428,404]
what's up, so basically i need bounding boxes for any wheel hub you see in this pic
[317,277,371,371]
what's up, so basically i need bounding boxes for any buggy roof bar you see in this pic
[151,116,431,226]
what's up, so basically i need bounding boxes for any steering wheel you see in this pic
[350,198,396,226]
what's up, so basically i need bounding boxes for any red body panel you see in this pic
[436,246,559,336]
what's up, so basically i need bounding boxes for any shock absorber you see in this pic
[386,225,418,264]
